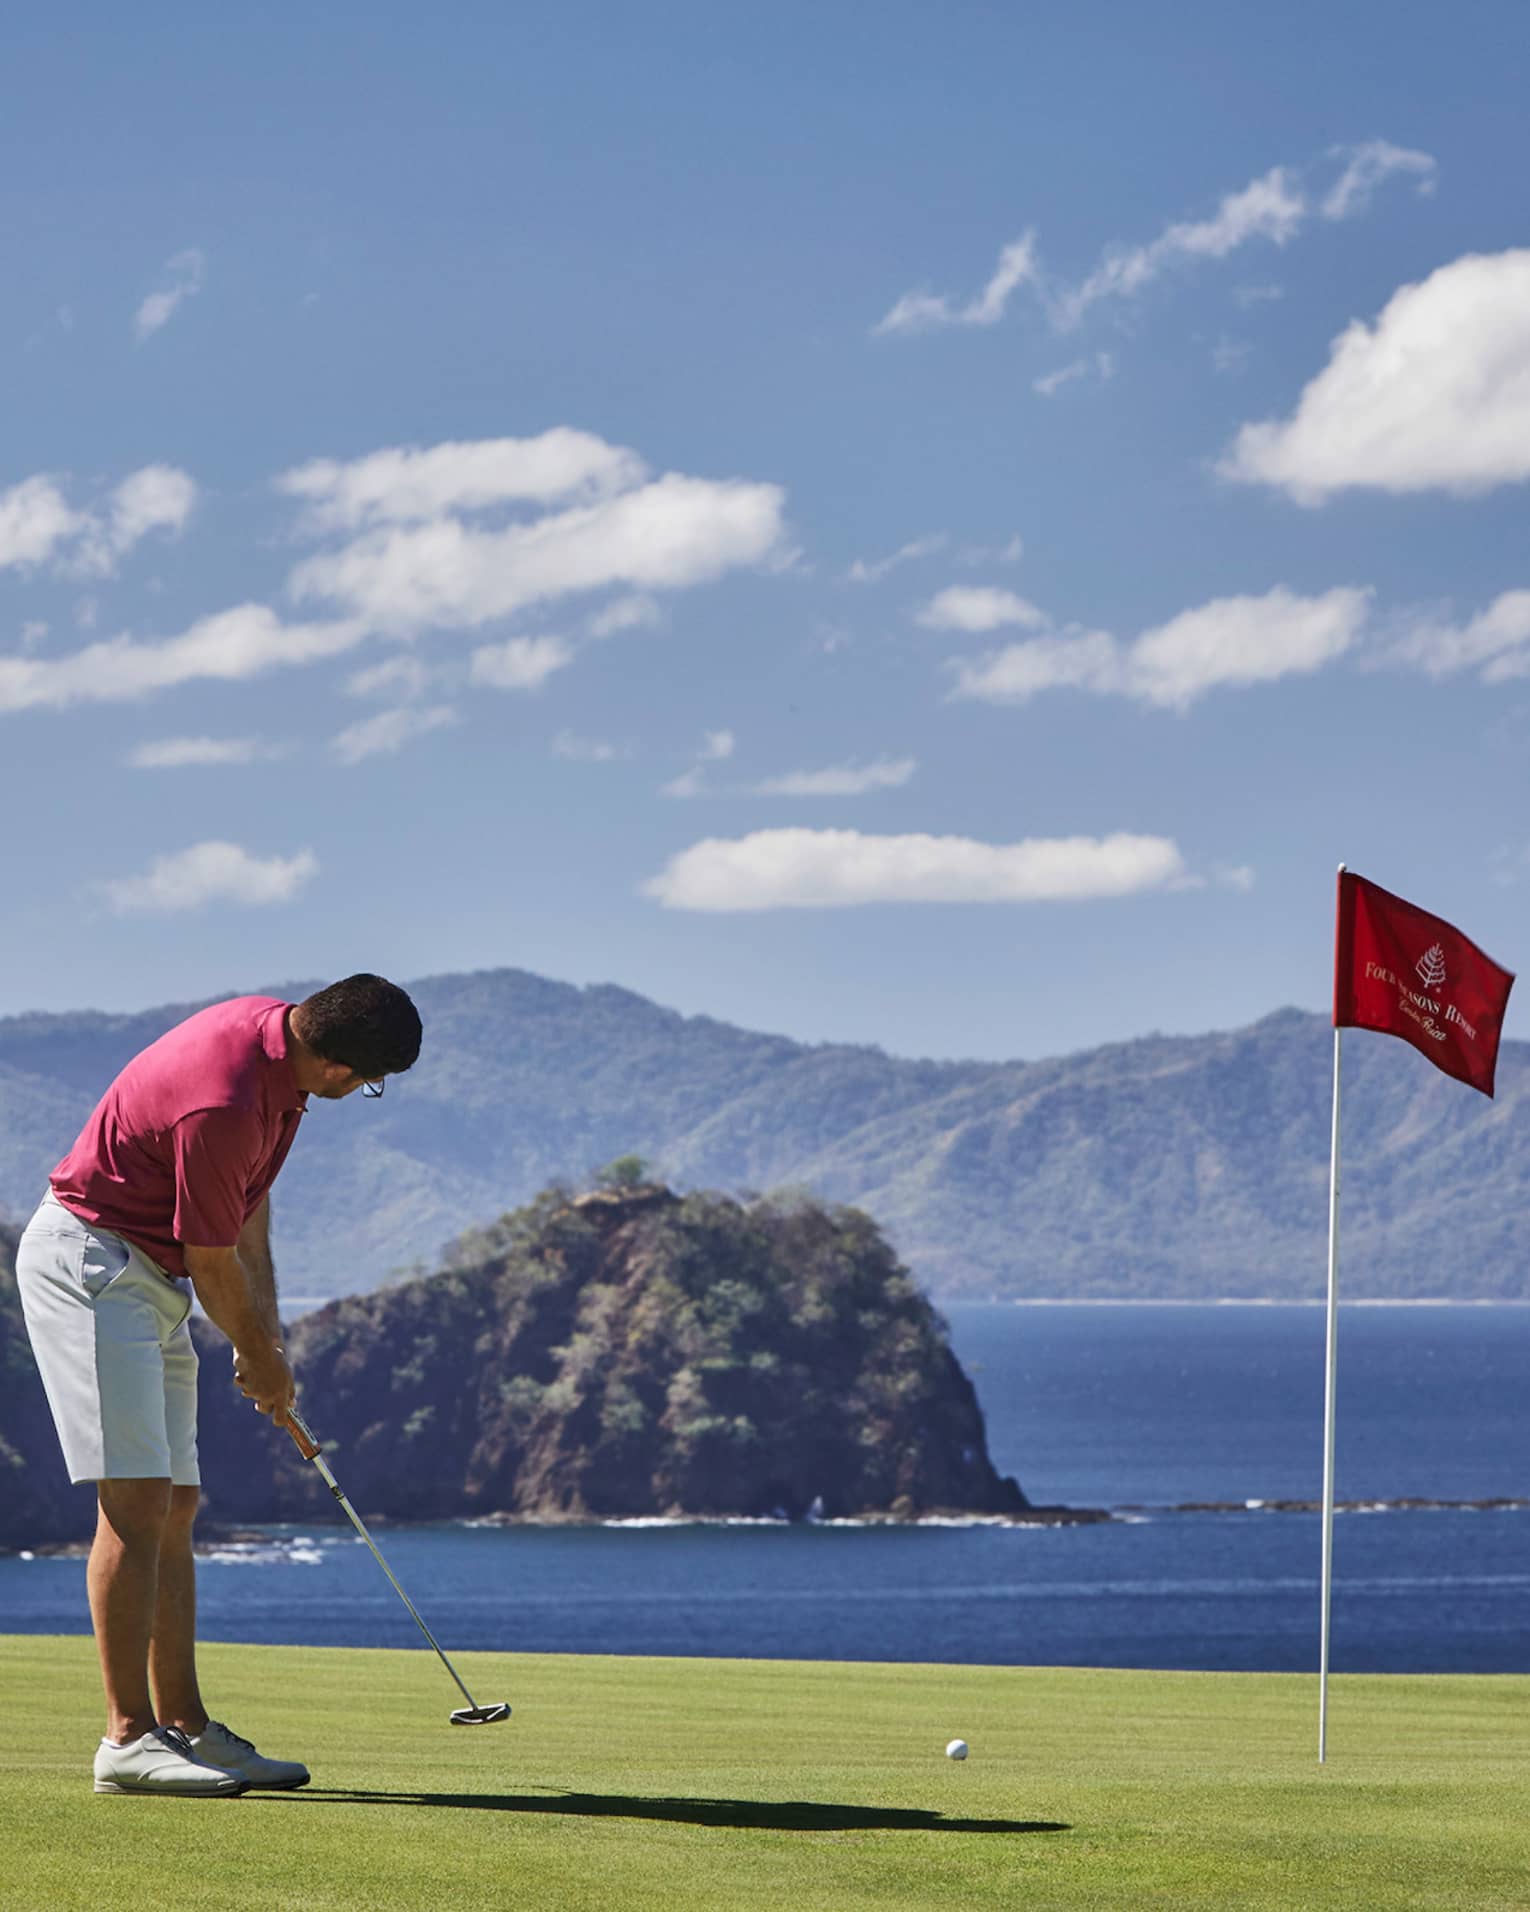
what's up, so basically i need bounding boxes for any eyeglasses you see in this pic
[361,1078,385,1099]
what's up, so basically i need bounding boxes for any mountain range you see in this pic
[0,968,1525,1299]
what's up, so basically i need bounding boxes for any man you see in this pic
[15,973,422,1797]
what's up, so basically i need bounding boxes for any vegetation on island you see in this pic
[0,1179,1029,1546]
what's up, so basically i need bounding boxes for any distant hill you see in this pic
[0,969,1527,1298]
[0,1184,1028,1546]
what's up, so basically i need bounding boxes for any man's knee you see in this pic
[163,1484,201,1536]
[96,1478,173,1551]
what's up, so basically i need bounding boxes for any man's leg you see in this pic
[89,1478,171,1744]
[149,1462,312,1792]
[150,1484,209,1735]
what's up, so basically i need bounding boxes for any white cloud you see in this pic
[847,534,948,584]
[958,534,1024,567]
[874,234,1038,336]
[662,729,736,798]
[135,249,205,341]
[291,470,786,636]
[278,429,645,531]
[19,621,48,649]
[951,629,1121,704]
[109,464,197,546]
[1222,251,1530,501]
[950,586,1371,711]
[468,635,574,691]
[879,150,1432,343]
[916,586,1048,634]
[346,654,430,701]
[1058,168,1305,327]
[75,464,198,575]
[552,729,621,762]
[0,463,195,580]
[753,758,917,797]
[1033,360,1089,398]
[587,593,661,637]
[662,767,708,799]
[1033,352,1115,397]
[128,736,284,769]
[103,840,317,913]
[644,828,1186,910]
[1233,284,1284,309]
[0,604,366,714]
[1322,140,1437,220]
[1389,591,1530,681]
[0,477,82,570]
[332,704,457,766]
[1098,584,1370,710]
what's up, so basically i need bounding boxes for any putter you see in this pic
[283,1405,511,1725]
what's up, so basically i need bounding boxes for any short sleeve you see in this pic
[171,1107,261,1248]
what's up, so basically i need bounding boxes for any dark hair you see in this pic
[294,974,422,1079]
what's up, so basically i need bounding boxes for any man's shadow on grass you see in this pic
[266,1788,1067,1836]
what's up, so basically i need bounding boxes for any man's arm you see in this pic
[236,1194,280,1341]
[182,1238,295,1426]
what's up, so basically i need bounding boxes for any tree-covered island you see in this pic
[2,1181,1095,1546]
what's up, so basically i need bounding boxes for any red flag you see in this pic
[1333,870,1515,1096]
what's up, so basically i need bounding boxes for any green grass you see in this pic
[2,1636,1527,1910]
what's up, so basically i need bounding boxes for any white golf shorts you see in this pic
[15,1189,200,1486]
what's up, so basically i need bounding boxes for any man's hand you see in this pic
[232,1341,296,1426]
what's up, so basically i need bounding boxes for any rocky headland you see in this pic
[1,1182,1070,1548]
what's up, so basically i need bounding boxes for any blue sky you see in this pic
[3,2,1529,1062]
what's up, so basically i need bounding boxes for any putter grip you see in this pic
[285,1407,322,1460]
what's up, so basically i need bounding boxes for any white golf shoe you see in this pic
[93,1726,248,1796]
[187,1718,310,1790]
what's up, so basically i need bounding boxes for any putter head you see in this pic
[450,1701,512,1725]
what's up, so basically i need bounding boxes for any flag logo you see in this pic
[1416,944,1447,991]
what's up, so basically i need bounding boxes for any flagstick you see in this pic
[1319,871,1346,1764]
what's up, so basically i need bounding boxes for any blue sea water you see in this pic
[2,1304,1526,1672]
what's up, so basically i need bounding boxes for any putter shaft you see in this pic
[284,1406,509,1723]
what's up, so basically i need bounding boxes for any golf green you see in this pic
[2,1635,1527,1909]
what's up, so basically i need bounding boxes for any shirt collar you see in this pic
[261,1003,309,1111]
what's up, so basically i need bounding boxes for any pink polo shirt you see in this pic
[50,996,309,1280]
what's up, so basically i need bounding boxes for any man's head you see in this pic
[288,974,422,1100]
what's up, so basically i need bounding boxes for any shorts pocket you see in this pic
[80,1230,132,1299]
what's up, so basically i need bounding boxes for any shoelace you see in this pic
[159,1727,197,1757]
[207,1720,255,1753]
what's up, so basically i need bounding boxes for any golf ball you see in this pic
[945,1739,969,1760]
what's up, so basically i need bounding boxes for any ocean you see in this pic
[2,1303,1526,1672]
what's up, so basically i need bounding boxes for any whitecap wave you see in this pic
[199,1538,325,1568]
[599,1515,791,1529]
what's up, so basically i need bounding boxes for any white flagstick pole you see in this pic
[1318,861,1346,1764]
